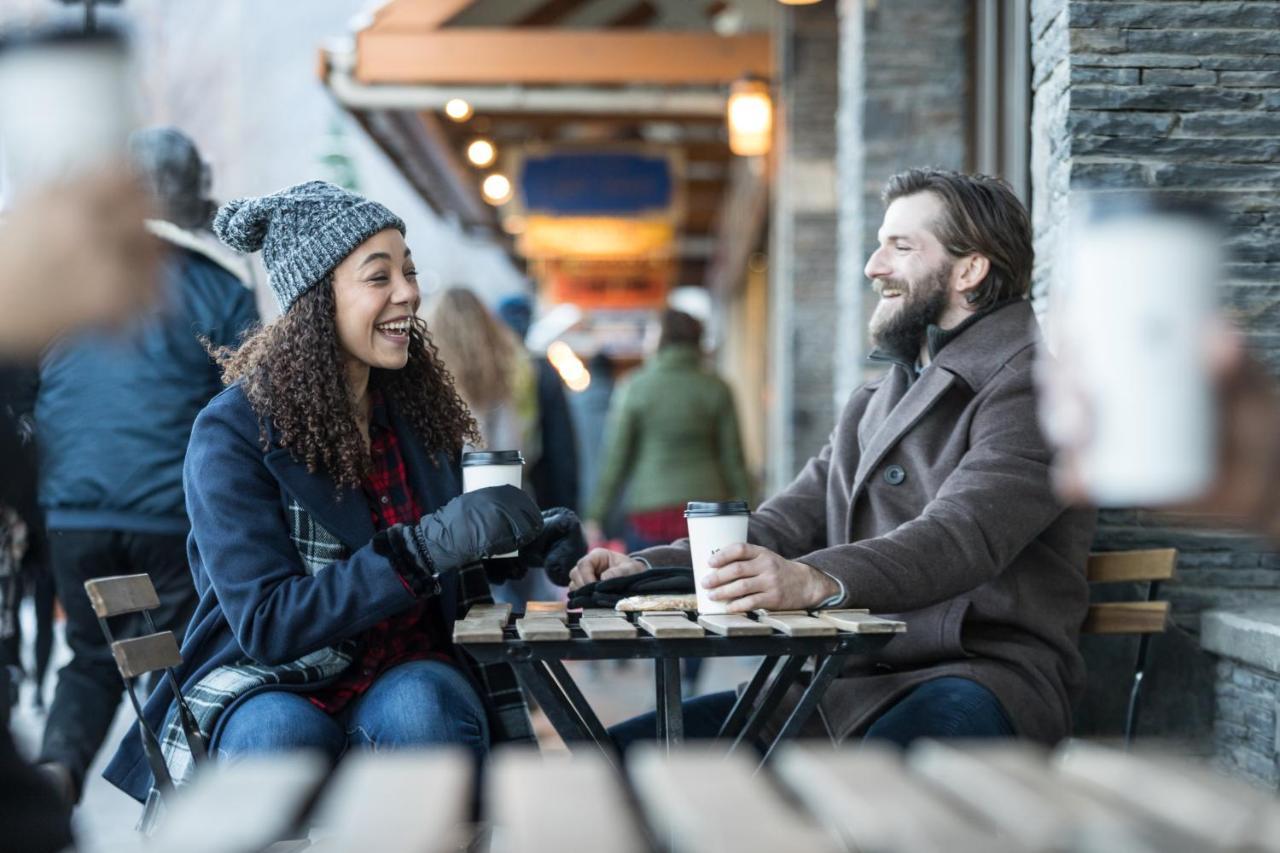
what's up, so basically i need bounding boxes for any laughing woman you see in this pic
[105,181,581,803]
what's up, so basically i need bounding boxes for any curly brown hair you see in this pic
[213,278,479,489]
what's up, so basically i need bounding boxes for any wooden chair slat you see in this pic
[815,611,907,633]
[309,750,472,853]
[84,574,160,618]
[453,619,504,644]
[697,613,772,637]
[149,753,328,853]
[629,745,840,852]
[753,610,836,637]
[111,632,182,679]
[580,615,638,640]
[516,617,571,641]
[487,748,647,853]
[774,744,1005,852]
[1081,601,1169,635]
[637,614,704,639]
[1086,548,1178,584]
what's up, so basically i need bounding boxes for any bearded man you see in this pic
[573,168,1096,749]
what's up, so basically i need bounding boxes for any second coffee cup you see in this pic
[686,500,750,615]
[462,450,524,559]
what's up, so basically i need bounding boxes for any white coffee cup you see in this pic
[462,450,525,558]
[686,501,751,615]
[0,29,136,200]
[1048,194,1220,506]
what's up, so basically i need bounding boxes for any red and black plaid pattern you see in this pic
[308,391,451,714]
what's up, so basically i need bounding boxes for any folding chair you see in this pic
[84,573,206,832]
[1080,548,1178,747]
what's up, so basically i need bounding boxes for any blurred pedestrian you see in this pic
[34,127,259,803]
[585,310,752,553]
[0,165,160,853]
[427,287,570,606]
[496,293,580,513]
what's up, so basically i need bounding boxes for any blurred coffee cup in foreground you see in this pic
[0,26,136,199]
[1043,193,1222,506]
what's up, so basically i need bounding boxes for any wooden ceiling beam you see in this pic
[354,30,772,85]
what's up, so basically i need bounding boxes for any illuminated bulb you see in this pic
[481,173,512,205]
[444,98,473,121]
[466,138,497,168]
[727,78,772,157]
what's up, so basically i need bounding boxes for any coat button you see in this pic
[380,495,390,504]
[884,464,906,485]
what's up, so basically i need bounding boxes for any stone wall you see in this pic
[1030,0,1280,758]
[820,0,972,484]
[1202,609,1280,790]
[768,2,840,489]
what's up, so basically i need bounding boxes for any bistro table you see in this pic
[454,606,904,770]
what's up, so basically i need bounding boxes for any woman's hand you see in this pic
[521,507,588,586]
[401,485,543,576]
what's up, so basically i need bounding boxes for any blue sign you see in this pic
[520,151,673,216]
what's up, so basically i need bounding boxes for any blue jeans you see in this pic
[608,676,1014,754]
[215,660,490,761]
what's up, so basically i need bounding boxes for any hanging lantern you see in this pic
[727,78,772,157]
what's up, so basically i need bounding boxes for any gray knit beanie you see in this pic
[213,180,405,312]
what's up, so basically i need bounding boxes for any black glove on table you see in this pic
[521,507,588,586]
[384,485,543,594]
[566,567,695,610]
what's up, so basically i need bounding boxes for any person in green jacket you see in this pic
[586,309,752,553]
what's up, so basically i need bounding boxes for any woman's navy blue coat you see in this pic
[103,383,464,801]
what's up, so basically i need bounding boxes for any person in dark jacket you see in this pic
[34,128,260,801]
[104,180,584,805]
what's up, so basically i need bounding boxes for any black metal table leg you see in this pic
[759,652,846,767]
[727,655,807,757]
[717,656,781,740]
[543,659,614,747]
[510,661,600,752]
[660,657,683,747]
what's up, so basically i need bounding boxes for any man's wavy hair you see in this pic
[213,278,479,489]
[883,168,1033,311]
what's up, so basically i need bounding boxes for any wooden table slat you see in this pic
[637,614,705,639]
[148,754,328,853]
[629,745,839,852]
[487,747,647,853]
[697,614,773,637]
[517,617,572,641]
[815,611,906,634]
[308,750,472,853]
[753,610,837,637]
[580,615,638,640]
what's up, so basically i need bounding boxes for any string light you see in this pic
[481,173,512,205]
[466,138,497,168]
[444,98,473,121]
[547,341,591,392]
[727,78,772,157]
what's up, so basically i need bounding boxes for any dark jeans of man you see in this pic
[38,529,196,798]
[608,676,1015,755]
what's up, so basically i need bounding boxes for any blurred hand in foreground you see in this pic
[0,169,162,358]
[1043,324,1280,541]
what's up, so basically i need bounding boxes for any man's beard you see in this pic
[868,263,952,360]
